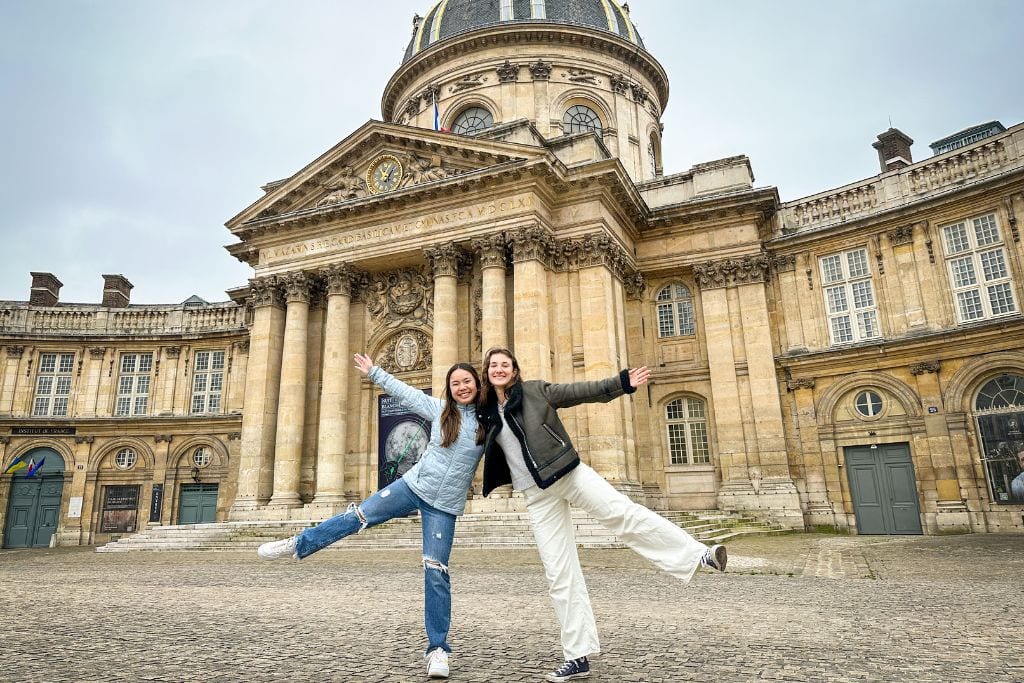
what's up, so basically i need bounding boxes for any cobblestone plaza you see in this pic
[2,533,1020,682]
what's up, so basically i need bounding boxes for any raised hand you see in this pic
[354,353,374,376]
[628,366,650,388]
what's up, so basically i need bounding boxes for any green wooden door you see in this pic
[4,476,65,548]
[4,449,65,548]
[178,483,219,524]
[845,443,922,535]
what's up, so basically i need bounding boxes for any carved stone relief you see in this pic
[366,268,433,328]
[377,329,432,374]
[496,59,519,82]
[401,155,452,188]
[317,166,367,207]
[528,60,552,80]
[564,69,598,85]
[449,73,488,94]
[693,254,771,290]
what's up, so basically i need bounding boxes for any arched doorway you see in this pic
[974,374,1024,504]
[4,447,66,548]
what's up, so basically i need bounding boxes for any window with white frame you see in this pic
[943,213,1017,323]
[190,350,225,414]
[500,0,513,20]
[114,447,137,470]
[562,105,602,135]
[665,397,710,464]
[116,353,153,416]
[33,352,74,417]
[451,107,494,136]
[192,446,211,468]
[531,0,545,18]
[820,248,880,344]
[656,283,695,337]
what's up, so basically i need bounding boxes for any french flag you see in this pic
[432,92,450,133]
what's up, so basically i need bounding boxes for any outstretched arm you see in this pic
[355,353,440,420]
[541,366,650,409]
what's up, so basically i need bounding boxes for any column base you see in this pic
[266,494,303,509]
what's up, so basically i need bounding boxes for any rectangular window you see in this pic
[943,213,1016,323]
[191,350,225,414]
[531,0,546,19]
[820,247,881,345]
[33,352,74,416]
[116,352,153,416]
[500,0,514,20]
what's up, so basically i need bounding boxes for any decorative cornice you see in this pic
[496,59,519,82]
[471,233,509,269]
[787,378,816,391]
[910,361,941,376]
[888,225,914,246]
[693,254,771,290]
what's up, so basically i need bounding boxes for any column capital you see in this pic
[554,232,631,279]
[786,378,816,392]
[154,434,173,443]
[471,233,509,269]
[508,225,557,267]
[281,272,313,304]
[248,276,285,308]
[4,345,24,358]
[164,345,181,358]
[88,346,107,359]
[424,242,471,279]
[768,252,797,273]
[0,436,10,445]
[693,253,771,290]
[321,263,364,297]
[74,435,95,444]
[623,270,646,300]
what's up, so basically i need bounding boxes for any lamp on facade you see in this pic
[190,466,201,482]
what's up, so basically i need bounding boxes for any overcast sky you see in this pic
[1,0,1020,305]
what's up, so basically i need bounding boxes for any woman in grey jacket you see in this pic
[477,347,726,683]
[258,353,484,680]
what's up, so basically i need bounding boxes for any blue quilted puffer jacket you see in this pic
[369,366,483,516]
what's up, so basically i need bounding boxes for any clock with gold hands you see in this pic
[366,154,404,194]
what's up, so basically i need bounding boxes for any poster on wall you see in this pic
[977,412,1024,503]
[377,389,431,490]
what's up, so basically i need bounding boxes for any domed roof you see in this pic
[404,0,644,63]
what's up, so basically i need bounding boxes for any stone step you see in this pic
[96,509,783,553]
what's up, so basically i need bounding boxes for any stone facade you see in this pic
[3,2,1024,546]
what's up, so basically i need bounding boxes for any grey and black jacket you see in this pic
[479,370,634,495]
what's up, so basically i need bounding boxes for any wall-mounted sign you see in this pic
[11,427,76,435]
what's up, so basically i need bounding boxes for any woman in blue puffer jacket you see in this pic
[258,353,483,680]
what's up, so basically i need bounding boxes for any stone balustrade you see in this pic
[779,123,1024,234]
[0,301,246,336]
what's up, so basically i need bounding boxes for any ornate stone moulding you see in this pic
[692,253,772,290]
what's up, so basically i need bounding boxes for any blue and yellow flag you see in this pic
[3,454,27,474]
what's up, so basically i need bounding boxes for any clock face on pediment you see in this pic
[366,154,404,194]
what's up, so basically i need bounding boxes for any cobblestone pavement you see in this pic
[1,533,1021,682]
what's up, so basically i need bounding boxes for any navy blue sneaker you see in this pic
[545,656,590,682]
[701,543,728,571]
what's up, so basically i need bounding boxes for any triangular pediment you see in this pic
[226,121,550,233]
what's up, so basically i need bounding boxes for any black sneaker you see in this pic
[545,656,590,682]
[701,543,728,571]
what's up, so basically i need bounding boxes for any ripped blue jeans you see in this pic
[293,477,457,653]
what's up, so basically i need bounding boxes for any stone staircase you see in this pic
[95,510,783,553]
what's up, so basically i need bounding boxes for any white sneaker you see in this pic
[701,543,728,572]
[257,536,298,560]
[425,647,449,679]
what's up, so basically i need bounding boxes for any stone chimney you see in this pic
[872,128,914,172]
[102,274,133,308]
[29,272,63,306]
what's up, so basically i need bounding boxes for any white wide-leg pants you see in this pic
[524,462,708,660]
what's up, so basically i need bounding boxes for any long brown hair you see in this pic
[480,347,521,409]
[440,362,484,447]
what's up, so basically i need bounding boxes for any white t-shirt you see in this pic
[497,403,535,491]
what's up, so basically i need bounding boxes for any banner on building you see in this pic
[377,389,431,490]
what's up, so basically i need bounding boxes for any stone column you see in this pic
[80,347,106,417]
[268,272,313,508]
[151,434,174,525]
[0,346,26,416]
[472,234,509,355]
[230,277,286,517]
[314,264,357,505]
[770,255,805,352]
[509,226,555,381]
[59,436,94,546]
[425,243,468,395]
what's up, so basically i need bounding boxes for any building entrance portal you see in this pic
[845,443,922,535]
[3,448,66,548]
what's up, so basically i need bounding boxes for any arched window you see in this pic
[974,374,1024,504]
[451,107,494,135]
[656,283,695,337]
[665,397,709,464]
[115,448,137,470]
[562,105,602,135]
[648,142,657,176]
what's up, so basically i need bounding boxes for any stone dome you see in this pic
[404,0,644,63]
